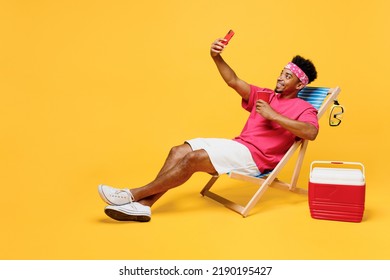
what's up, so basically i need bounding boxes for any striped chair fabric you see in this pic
[298,87,329,110]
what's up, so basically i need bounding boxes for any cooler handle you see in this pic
[310,161,365,176]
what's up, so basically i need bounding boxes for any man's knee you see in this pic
[169,143,192,159]
[182,150,214,171]
[170,145,215,173]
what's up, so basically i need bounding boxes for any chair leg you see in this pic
[290,140,309,190]
[201,175,247,214]
[200,175,219,196]
[240,141,303,216]
[241,180,270,217]
[201,139,309,217]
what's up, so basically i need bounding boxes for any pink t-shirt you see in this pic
[233,85,319,173]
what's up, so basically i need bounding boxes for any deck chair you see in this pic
[200,86,342,217]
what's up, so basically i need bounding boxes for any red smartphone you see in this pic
[222,30,235,45]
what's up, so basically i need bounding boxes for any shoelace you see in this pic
[114,188,135,202]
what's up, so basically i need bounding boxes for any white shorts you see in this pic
[185,138,260,176]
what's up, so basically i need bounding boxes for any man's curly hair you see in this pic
[292,55,317,84]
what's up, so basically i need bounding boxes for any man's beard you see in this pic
[274,88,283,93]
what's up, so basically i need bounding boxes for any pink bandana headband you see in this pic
[285,62,309,86]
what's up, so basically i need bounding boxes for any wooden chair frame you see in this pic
[200,86,341,217]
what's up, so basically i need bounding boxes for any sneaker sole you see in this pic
[105,208,151,222]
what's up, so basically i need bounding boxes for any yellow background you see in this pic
[1,0,389,259]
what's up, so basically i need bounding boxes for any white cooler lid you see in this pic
[310,167,365,186]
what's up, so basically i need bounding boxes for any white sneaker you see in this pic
[104,202,151,222]
[98,184,134,206]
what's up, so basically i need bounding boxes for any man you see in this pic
[98,36,318,222]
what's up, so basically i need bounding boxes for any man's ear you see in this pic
[296,82,305,90]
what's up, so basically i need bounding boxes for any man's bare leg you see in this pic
[155,143,193,178]
[132,146,216,207]
[133,143,193,206]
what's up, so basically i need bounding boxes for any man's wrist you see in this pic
[270,112,282,122]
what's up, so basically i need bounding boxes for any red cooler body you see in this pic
[308,161,365,223]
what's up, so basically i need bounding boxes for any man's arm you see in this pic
[210,39,251,101]
[256,100,319,140]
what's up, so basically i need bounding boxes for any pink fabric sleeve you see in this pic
[297,106,319,130]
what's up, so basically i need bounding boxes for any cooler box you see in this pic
[308,161,365,223]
